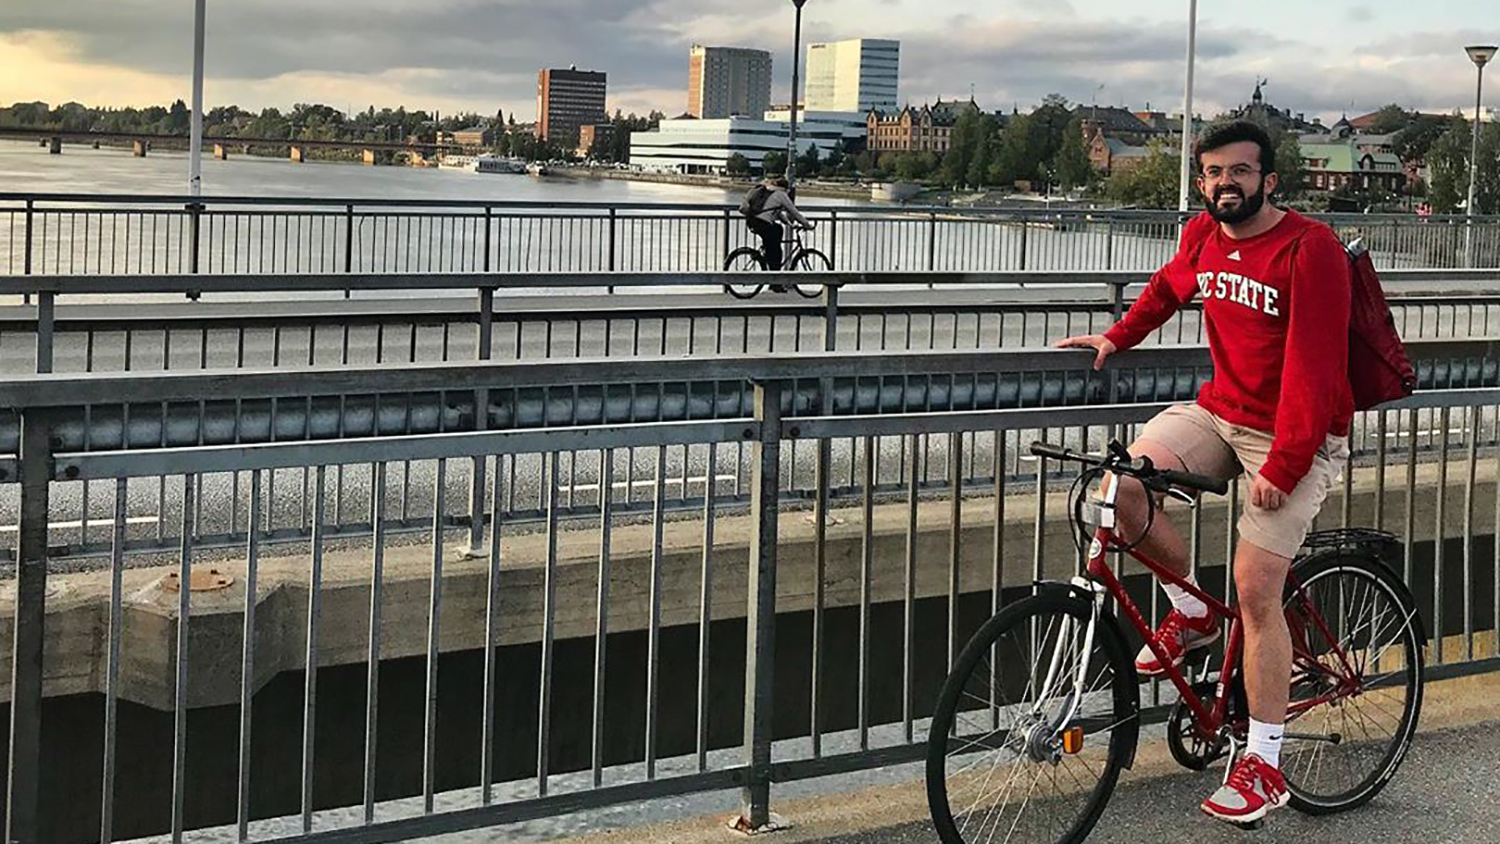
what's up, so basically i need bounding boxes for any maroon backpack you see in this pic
[1345,239,1416,410]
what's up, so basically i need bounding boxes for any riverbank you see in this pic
[547,165,880,201]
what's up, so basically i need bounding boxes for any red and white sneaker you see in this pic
[1134,609,1219,675]
[1201,753,1288,824]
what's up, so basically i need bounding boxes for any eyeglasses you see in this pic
[1200,164,1262,182]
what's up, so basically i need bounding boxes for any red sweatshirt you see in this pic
[1104,210,1353,495]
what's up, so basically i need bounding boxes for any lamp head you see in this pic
[1468,45,1498,68]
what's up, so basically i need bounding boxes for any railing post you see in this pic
[7,407,52,844]
[1389,216,1399,271]
[187,201,203,276]
[607,207,617,294]
[1104,218,1114,270]
[927,210,937,272]
[22,198,33,306]
[483,205,493,273]
[1018,213,1028,271]
[738,378,782,832]
[810,284,837,758]
[467,287,495,557]
[722,208,732,268]
[1107,280,1126,441]
[828,209,838,269]
[343,203,355,299]
[34,291,53,375]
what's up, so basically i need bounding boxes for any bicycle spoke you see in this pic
[937,599,1128,844]
[1279,560,1420,810]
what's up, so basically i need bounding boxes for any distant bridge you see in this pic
[0,125,464,164]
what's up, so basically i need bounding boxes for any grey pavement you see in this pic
[797,720,1497,844]
[437,689,1500,844]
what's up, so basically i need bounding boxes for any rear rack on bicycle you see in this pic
[1300,528,1399,555]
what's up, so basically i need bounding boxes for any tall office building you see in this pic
[536,66,608,145]
[687,45,773,119]
[804,38,899,113]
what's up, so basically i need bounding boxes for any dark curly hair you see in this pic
[1194,120,1276,174]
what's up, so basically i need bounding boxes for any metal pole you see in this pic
[739,380,782,831]
[189,0,206,198]
[1177,0,1198,212]
[6,409,51,844]
[1468,61,1486,220]
[1466,59,1487,267]
[468,287,494,557]
[786,0,807,192]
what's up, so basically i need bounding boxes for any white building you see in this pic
[804,38,899,113]
[629,112,865,175]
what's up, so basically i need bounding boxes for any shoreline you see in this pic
[546,165,880,201]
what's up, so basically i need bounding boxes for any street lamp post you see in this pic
[1177,0,1198,212]
[189,0,206,198]
[1464,45,1495,267]
[786,0,808,194]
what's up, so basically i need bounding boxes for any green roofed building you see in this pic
[1300,141,1404,193]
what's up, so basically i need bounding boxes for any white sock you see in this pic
[1247,718,1283,768]
[1162,576,1208,618]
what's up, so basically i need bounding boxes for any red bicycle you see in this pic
[926,440,1425,844]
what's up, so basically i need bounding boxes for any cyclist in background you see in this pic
[745,176,813,290]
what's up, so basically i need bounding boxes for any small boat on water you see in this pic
[478,155,528,174]
[526,161,550,177]
[438,154,478,171]
[439,154,528,175]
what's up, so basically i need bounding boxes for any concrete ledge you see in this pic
[0,457,1488,710]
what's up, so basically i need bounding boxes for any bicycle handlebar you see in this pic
[1028,441,1228,496]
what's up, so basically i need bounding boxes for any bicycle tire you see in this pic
[792,247,834,298]
[723,247,765,299]
[926,590,1139,844]
[1280,550,1424,815]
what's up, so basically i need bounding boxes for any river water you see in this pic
[0,138,750,204]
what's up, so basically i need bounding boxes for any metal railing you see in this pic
[1,343,1500,843]
[5,194,1500,285]
[2,270,1500,565]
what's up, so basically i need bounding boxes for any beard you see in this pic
[1205,178,1267,224]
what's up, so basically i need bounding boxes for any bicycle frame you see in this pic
[1059,473,1367,743]
[776,226,810,270]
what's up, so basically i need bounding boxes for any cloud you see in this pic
[0,0,1489,124]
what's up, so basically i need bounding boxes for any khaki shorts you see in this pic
[1137,403,1349,559]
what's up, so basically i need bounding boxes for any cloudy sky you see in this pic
[0,0,1495,123]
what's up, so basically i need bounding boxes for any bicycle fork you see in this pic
[1032,579,1106,737]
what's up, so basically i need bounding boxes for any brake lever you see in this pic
[1164,487,1198,506]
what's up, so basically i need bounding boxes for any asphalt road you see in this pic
[774,720,1498,844]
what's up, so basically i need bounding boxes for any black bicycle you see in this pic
[723,223,835,299]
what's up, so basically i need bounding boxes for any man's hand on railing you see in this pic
[1054,333,1118,371]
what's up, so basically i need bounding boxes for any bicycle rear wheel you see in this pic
[792,247,834,298]
[1281,551,1424,814]
[926,591,1138,844]
[723,247,765,299]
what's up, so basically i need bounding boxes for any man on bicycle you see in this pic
[746,176,813,289]
[1056,120,1353,826]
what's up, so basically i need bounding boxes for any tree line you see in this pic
[0,99,664,164]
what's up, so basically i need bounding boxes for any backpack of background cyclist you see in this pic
[1345,238,1417,410]
[739,184,771,218]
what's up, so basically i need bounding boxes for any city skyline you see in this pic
[0,0,1496,125]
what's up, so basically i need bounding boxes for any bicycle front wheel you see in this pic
[926,591,1138,844]
[1281,551,1424,814]
[723,247,765,299]
[792,247,834,298]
